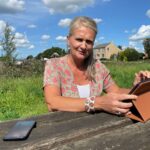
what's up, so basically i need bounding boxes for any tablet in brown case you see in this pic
[126,79,150,123]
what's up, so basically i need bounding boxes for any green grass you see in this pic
[0,61,150,121]
[0,76,47,121]
[104,61,150,88]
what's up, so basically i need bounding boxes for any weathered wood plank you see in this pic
[55,120,150,150]
[0,112,133,150]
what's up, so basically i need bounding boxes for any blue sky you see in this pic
[0,0,150,59]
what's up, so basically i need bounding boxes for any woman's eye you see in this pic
[75,38,93,45]
[86,40,93,45]
[76,38,83,42]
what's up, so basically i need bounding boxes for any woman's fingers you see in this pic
[141,71,150,79]
[126,111,132,115]
[100,93,137,115]
[115,108,130,115]
[118,101,133,109]
[114,100,133,115]
[109,93,137,115]
[133,71,150,86]
[137,70,150,81]
[117,94,137,101]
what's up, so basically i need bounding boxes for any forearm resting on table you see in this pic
[45,94,105,113]
[105,83,130,94]
[45,96,86,112]
[44,84,131,113]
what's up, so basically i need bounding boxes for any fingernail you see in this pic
[127,111,132,115]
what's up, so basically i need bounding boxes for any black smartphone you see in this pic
[3,120,36,141]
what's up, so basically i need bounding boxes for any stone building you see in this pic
[94,42,121,60]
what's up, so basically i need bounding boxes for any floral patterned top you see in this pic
[43,55,114,98]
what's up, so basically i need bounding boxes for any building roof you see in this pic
[94,42,111,49]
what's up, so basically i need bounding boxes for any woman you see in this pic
[43,16,149,115]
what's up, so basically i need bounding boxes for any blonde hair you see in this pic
[69,16,97,36]
[69,16,97,81]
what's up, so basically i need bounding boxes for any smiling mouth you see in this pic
[78,50,86,55]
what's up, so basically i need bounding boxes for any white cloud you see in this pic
[146,9,150,18]
[0,20,34,50]
[10,26,16,32]
[0,0,25,14]
[94,36,105,46]
[56,36,67,41]
[14,32,34,49]
[0,20,6,33]
[94,18,102,24]
[0,1,48,27]
[27,24,37,28]
[122,45,127,50]
[124,28,136,34]
[42,0,94,14]
[41,34,50,40]
[58,17,102,27]
[15,32,25,39]
[129,25,150,41]
[0,20,15,35]
[128,41,144,52]
[58,18,72,27]
[131,28,136,33]
[129,41,137,47]
[94,39,99,46]
[99,36,105,40]
[28,45,35,49]
[124,30,129,33]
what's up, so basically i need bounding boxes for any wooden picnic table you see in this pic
[0,111,150,150]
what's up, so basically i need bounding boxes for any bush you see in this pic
[0,59,45,77]
[118,48,141,61]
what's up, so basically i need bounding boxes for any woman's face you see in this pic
[67,26,96,61]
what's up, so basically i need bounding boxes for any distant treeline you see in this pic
[33,47,67,60]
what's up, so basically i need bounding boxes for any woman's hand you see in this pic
[95,93,137,115]
[133,70,150,86]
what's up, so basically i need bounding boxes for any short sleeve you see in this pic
[95,60,114,90]
[43,59,60,87]
[101,63,114,90]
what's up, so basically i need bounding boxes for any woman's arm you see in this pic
[98,70,150,115]
[105,82,130,94]
[44,84,85,112]
[94,82,136,115]
[44,83,136,114]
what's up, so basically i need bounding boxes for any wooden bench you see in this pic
[0,111,150,150]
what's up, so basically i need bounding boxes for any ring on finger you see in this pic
[115,111,122,116]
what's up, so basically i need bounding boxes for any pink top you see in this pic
[43,55,114,98]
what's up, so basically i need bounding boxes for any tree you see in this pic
[138,52,145,59]
[0,23,16,62]
[118,45,122,50]
[118,47,139,61]
[26,55,33,60]
[36,47,66,59]
[117,51,127,61]
[143,38,150,58]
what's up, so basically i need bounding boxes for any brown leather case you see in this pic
[126,79,150,123]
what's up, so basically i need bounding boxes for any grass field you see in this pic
[0,76,48,121]
[105,61,150,88]
[0,61,150,121]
